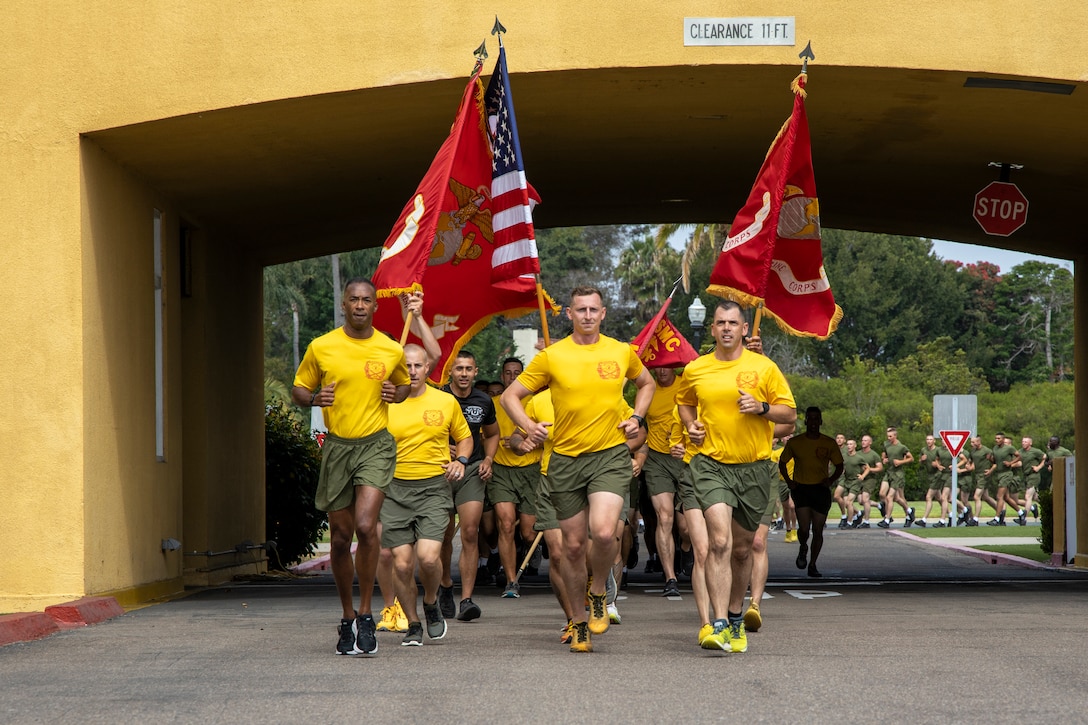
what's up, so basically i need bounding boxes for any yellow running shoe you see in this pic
[587,592,610,634]
[391,598,409,633]
[699,619,730,651]
[376,605,397,632]
[744,602,762,632]
[784,529,798,543]
[560,619,574,644]
[697,622,714,646]
[569,621,592,653]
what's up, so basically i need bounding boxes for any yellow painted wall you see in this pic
[1,1,1085,611]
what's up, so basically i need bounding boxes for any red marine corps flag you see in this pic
[630,289,699,368]
[707,72,842,339]
[372,43,555,384]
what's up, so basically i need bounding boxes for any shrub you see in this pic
[1038,489,1053,556]
[265,403,327,568]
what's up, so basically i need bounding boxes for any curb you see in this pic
[889,530,1059,570]
[291,543,355,574]
[0,596,125,647]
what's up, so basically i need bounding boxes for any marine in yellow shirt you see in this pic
[500,286,655,652]
[675,300,796,654]
[290,277,410,656]
[381,344,472,646]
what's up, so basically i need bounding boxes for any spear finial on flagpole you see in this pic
[492,16,507,47]
[798,41,814,74]
[473,40,488,66]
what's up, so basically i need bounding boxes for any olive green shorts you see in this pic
[488,462,540,516]
[450,460,486,508]
[643,449,684,497]
[380,474,454,549]
[885,466,905,489]
[688,455,772,533]
[996,470,1017,491]
[860,475,881,497]
[533,474,559,531]
[844,477,863,496]
[1023,473,1041,490]
[547,444,631,522]
[677,466,698,512]
[315,430,396,512]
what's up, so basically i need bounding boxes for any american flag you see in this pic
[484,45,541,289]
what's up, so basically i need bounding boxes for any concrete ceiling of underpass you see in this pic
[87,64,1085,267]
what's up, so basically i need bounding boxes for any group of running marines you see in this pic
[292,276,1069,657]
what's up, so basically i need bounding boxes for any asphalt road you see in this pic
[3,527,1087,724]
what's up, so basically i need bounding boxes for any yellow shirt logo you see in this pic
[736,370,759,390]
[365,361,387,380]
[597,361,621,379]
[423,410,446,427]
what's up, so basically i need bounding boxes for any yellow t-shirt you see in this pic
[780,433,843,485]
[529,390,555,475]
[515,335,645,457]
[674,349,795,464]
[293,327,410,439]
[646,376,681,454]
[387,386,471,480]
[667,408,696,465]
[493,394,541,467]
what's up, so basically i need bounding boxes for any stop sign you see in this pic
[973,181,1028,237]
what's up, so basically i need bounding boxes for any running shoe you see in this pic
[838,518,848,530]
[569,621,592,653]
[336,617,357,655]
[784,530,798,543]
[728,619,748,653]
[560,619,574,644]
[605,569,618,605]
[392,599,409,632]
[400,622,423,646]
[607,602,622,624]
[700,619,730,651]
[697,622,714,646]
[587,592,610,634]
[743,603,762,632]
[933,521,946,528]
[1016,511,1027,526]
[663,578,681,597]
[1031,503,1039,519]
[915,520,927,527]
[905,507,916,525]
[502,581,521,599]
[877,520,890,529]
[456,598,481,622]
[376,605,398,632]
[858,521,871,529]
[807,563,822,578]
[796,546,808,570]
[423,601,447,640]
[878,501,887,517]
[353,613,377,655]
[438,584,456,617]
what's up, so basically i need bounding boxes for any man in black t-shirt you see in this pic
[439,350,499,621]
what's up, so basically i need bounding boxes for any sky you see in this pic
[928,239,1073,274]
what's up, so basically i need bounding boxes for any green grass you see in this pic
[903,526,1038,539]
[973,544,1051,563]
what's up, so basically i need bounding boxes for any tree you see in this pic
[616,234,682,321]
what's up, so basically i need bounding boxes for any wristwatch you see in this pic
[757,401,770,416]
[630,414,647,430]
[456,455,469,466]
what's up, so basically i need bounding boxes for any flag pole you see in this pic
[535,276,552,347]
[752,302,764,338]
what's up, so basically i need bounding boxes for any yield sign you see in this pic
[940,430,970,457]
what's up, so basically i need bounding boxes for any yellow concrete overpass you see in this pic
[1,1,1084,611]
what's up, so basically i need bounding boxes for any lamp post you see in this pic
[688,296,707,351]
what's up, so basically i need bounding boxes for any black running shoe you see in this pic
[438,584,456,618]
[796,547,808,570]
[877,520,890,529]
[423,601,447,640]
[663,578,680,597]
[878,502,886,517]
[456,598,481,622]
[905,507,916,524]
[401,622,423,646]
[354,613,377,655]
[915,520,927,527]
[336,617,357,655]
